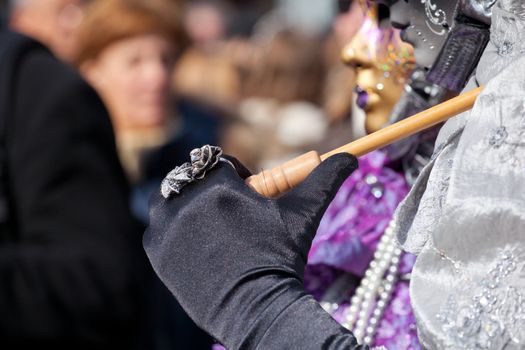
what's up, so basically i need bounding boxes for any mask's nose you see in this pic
[341,42,373,70]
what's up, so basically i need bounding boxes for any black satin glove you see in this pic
[144,153,367,350]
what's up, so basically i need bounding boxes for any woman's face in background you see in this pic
[84,34,175,131]
[342,11,415,133]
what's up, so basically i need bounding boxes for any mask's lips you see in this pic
[355,86,369,110]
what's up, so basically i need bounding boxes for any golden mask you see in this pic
[342,4,415,133]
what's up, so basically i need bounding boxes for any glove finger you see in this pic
[277,153,358,239]
[222,155,253,180]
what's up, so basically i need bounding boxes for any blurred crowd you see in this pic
[9,0,365,176]
[0,0,373,348]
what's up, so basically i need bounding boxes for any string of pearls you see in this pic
[341,219,402,346]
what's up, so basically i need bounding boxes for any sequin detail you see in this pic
[436,252,525,349]
[483,99,525,166]
[365,174,385,199]
[488,126,509,148]
[423,0,449,33]
[491,3,525,57]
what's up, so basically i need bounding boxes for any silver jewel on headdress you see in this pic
[161,145,224,198]
[423,0,449,31]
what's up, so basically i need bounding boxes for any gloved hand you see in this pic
[144,153,367,350]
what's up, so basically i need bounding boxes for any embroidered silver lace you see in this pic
[393,1,525,348]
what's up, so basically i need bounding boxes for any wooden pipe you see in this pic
[246,86,482,197]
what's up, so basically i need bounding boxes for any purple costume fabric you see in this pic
[306,151,421,349]
[308,151,408,275]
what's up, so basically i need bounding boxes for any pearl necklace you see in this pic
[340,219,402,346]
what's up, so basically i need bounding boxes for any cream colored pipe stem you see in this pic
[246,86,482,197]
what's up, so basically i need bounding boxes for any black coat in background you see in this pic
[0,31,150,349]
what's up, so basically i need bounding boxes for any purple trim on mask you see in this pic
[427,17,490,92]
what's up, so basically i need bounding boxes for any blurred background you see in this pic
[7,0,363,179]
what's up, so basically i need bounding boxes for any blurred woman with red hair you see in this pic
[73,0,184,182]
[73,1,214,348]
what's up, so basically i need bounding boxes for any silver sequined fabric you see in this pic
[393,1,525,348]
